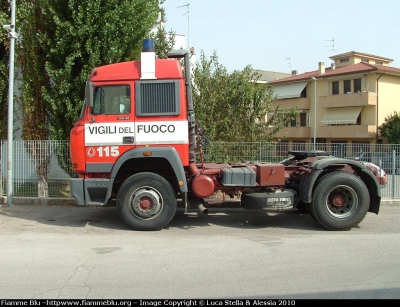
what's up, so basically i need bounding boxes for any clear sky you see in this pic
[162,0,400,74]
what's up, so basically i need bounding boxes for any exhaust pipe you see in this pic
[197,203,208,215]
[189,197,208,214]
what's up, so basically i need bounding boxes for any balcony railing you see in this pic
[317,124,377,138]
[273,126,311,138]
[319,91,377,108]
[273,97,311,110]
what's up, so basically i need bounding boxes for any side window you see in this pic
[354,79,361,93]
[332,81,339,95]
[300,112,307,126]
[91,85,131,115]
[344,80,351,94]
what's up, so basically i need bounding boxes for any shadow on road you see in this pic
[0,203,330,232]
[170,207,326,232]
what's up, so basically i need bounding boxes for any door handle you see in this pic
[123,136,134,144]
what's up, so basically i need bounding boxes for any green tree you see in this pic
[39,0,159,141]
[17,2,50,141]
[192,50,297,143]
[0,0,10,140]
[14,0,160,196]
[16,2,53,196]
[379,111,400,144]
[150,7,176,59]
[192,51,297,162]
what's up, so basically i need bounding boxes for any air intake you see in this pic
[135,80,180,116]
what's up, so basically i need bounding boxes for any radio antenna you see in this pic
[178,3,190,47]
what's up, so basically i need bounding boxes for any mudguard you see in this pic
[298,157,381,214]
[70,147,188,206]
[111,147,188,192]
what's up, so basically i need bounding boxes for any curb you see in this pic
[381,199,400,206]
[0,196,77,206]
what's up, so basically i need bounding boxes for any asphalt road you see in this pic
[1,202,400,300]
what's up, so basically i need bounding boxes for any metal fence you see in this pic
[1,140,399,199]
[0,140,73,198]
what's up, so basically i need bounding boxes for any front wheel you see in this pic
[310,171,370,231]
[117,172,177,231]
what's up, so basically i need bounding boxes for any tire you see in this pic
[310,171,369,231]
[116,172,177,231]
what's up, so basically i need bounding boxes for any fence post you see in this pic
[0,141,2,196]
[393,149,396,199]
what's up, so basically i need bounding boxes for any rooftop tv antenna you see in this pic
[324,37,338,56]
[178,3,189,47]
[284,57,291,72]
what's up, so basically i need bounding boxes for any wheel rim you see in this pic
[325,185,358,218]
[129,187,163,219]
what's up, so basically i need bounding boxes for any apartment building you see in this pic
[267,51,400,155]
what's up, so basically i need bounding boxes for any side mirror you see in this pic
[85,82,94,108]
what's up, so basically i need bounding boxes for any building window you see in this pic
[354,79,361,93]
[340,58,349,63]
[375,61,383,65]
[290,116,297,127]
[344,80,351,94]
[300,112,307,127]
[332,81,339,95]
[361,59,369,63]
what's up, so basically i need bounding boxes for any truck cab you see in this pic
[70,40,383,232]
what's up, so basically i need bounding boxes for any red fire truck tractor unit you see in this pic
[70,39,386,231]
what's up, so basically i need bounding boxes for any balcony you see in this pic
[273,97,311,110]
[319,92,377,108]
[317,125,377,138]
[271,125,377,139]
[273,126,311,138]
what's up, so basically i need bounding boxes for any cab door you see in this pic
[83,83,136,166]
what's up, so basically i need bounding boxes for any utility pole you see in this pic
[3,0,17,206]
[311,77,317,150]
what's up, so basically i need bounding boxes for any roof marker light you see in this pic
[142,39,155,52]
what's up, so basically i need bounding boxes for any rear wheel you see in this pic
[117,172,177,231]
[310,171,369,231]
